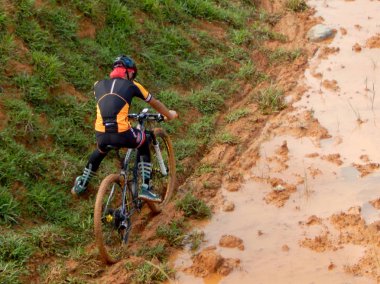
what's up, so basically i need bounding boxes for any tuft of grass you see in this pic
[36,6,78,41]
[190,115,217,140]
[268,48,303,64]
[255,86,286,115]
[225,108,251,123]
[190,89,224,115]
[156,90,188,110]
[0,260,24,284]
[252,22,287,42]
[0,233,34,264]
[2,98,41,137]
[156,218,186,247]
[174,138,200,161]
[184,231,205,251]
[31,51,63,88]
[14,74,50,105]
[230,28,252,46]
[132,261,174,284]
[175,193,211,219]
[136,244,167,262]
[286,0,308,12]
[28,224,71,256]
[26,183,70,222]
[0,34,15,71]
[195,164,215,176]
[215,131,239,145]
[235,60,268,82]
[0,187,20,225]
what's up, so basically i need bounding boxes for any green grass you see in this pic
[132,261,174,284]
[136,244,167,262]
[286,0,308,12]
[185,231,205,251]
[0,0,291,281]
[0,260,24,284]
[0,233,34,264]
[0,187,20,225]
[156,218,186,247]
[190,88,224,114]
[215,131,239,145]
[0,34,15,73]
[174,138,200,161]
[225,108,251,123]
[190,115,217,140]
[175,193,211,219]
[255,85,286,114]
[268,48,303,64]
[251,22,287,42]
[195,164,215,176]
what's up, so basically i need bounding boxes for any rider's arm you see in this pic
[148,97,178,121]
[132,81,178,120]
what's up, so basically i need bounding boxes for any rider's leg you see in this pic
[136,132,161,202]
[71,147,107,196]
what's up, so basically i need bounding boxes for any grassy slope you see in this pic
[0,0,304,282]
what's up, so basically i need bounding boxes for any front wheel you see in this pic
[146,128,176,213]
[94,174,132,264]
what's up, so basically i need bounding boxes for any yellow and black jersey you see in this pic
[94,78,152,133]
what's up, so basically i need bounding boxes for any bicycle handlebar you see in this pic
[128,112,165,122]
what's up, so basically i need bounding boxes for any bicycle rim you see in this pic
[94,174,132,264]
[147,128,176,213]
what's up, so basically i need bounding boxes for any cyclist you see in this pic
[71,55,178,202]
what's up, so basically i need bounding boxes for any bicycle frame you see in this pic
[113,108,168,241]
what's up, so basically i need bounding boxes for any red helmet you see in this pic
[112,55,137,79]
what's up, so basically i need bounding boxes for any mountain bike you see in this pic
[93,108,176,264]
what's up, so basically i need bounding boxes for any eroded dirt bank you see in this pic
[173,0,380,283]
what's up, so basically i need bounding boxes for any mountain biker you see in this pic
[71,55,178,202]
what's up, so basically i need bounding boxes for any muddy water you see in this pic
[173,0,380,283]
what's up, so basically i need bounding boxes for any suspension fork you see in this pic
[149,131,168,176]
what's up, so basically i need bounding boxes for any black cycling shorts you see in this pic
[95,127,145,153]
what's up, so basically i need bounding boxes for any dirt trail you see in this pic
[173,1,380,283]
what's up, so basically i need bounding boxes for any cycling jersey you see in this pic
[94,78,152,133]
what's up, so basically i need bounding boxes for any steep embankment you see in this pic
[0,1,313,283]
[172,0,380,283]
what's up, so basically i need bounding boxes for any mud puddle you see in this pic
[172,0,380,283]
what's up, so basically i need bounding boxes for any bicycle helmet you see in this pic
[112,55,137,80]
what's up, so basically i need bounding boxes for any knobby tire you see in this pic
[94,174,124,264]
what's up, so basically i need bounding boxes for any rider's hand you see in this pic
[166,110,178,121]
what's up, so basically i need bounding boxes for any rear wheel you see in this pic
[94,174,132,264]
[146,128,176,213]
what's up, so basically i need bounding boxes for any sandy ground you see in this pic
[172,0,380,283]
